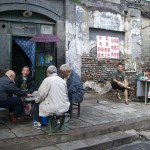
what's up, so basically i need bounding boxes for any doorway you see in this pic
[12,36,32,75]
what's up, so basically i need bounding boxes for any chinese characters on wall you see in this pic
[97,36,119,59]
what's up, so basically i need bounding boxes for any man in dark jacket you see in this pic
[15,66,35,94]
[0,70,31,122]
[60,64,84,113]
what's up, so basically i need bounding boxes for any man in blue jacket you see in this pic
[60,64,84,116]
[0,70,31,122]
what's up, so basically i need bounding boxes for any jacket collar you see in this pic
[50,73,57,77]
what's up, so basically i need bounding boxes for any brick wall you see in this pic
[81,56,137,99]
[81,56,124,83]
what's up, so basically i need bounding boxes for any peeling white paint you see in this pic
[131,19,141,35]
[84,81,112,95]
[105,0,120,4]
[75,6,85,55]
[65,5,126,75]
[131,28,141,35]
[65,5,88,75]
[89,11,125,31]
[124,17,132,55]
[65,21,76,50]
[120,40,125,55]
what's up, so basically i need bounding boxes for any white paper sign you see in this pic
[97,36,119,59]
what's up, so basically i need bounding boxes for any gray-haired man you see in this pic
[60,64,84,116]
[32,65,70,129]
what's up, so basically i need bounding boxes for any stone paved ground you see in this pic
[0,94,150,148]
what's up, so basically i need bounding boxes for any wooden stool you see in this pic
[70,103,80,118]
[48,113,69,135]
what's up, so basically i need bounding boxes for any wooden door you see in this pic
[35,42,55,87]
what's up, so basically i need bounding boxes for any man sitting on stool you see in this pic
[60,64,84,118]
[0,70,32,122]
[32,65,70,129]
[111,63,134,105]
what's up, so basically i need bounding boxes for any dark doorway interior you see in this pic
[12,37,31,75]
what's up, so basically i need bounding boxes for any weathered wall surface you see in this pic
[124,13,141,72]
[0,0,66,71]
[0,0,146,95]
[81,57,132,94]
[65,0,127,94]
[141,16,150,68]
[65,0,126,74]
[65,0,145,95]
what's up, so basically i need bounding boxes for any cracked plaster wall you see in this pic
[65,1,126,95]
[125,7,142,72]
[65,0,143,95]
[141,17,150,67]
[65,1,125,75]
[65,4,89,75]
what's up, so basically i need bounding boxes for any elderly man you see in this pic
[15,66,35,93]
[32,65,70,129]
[0,70,31,122]
[60,64,84,116]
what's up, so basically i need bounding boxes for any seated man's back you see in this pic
[34,65,70,117]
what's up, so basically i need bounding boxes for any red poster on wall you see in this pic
[97,36,119,59]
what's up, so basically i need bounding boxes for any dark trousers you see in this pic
[0,97,24,118]
[32,103,39,121]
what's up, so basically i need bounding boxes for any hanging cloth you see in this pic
[13,37,35,71]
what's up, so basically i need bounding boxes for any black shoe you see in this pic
[125,101,129,105]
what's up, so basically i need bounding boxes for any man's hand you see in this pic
[27,93,32,97]
[117,81,122,85]
[117,81,126,88]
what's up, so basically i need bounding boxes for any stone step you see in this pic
[1,116,150,150]
[34,129,139,150]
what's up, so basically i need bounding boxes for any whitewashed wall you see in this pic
[65,4,126,75]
